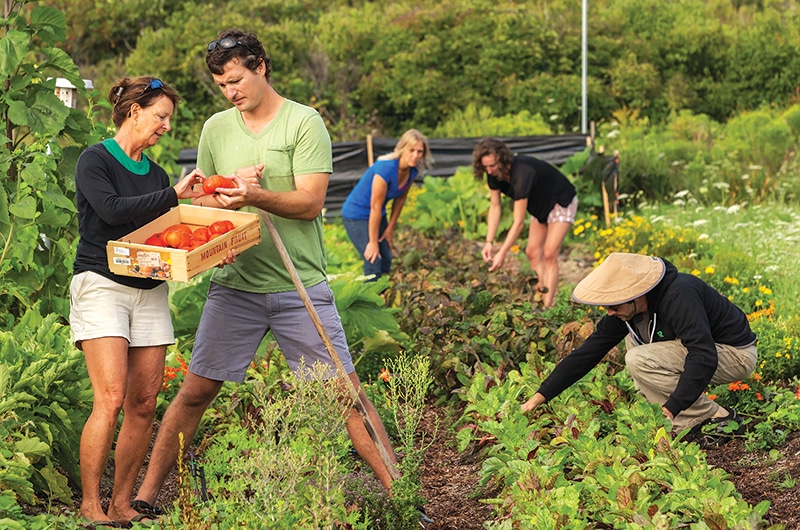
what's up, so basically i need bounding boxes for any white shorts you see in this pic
[546,195,579,224]
[69,271,174,349]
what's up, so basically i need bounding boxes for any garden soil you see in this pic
[41,250,800,528]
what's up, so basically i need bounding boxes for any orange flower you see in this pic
[708,394,717,401]
[379,367,391,383]
[755,392,763,401]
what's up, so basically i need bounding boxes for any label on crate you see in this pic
[129,250,173,280]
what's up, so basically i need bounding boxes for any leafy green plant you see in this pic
[1,1,108,324]
[198,363,365,529]
[0,305,92,507]
[405,168,496,241]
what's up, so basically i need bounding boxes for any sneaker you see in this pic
[685,406,745,448]
[417,506,434,528]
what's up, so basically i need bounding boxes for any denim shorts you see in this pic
[69,271,174,349]
[189,281,354,382]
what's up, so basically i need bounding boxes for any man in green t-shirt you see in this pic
[132,29,397,516]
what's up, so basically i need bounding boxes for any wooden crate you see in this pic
[107,204,261,282]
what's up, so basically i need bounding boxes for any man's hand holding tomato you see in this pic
[195,163,265,209]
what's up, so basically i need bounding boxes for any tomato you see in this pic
[202,174,235,194]
[193,227,210,242]
[144,233,164,247]
[164,223,192,235]
[209,220,234,235]
[161,227,192,248]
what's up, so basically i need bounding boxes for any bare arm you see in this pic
[488,197,528,272]
[380,186,411,248]
[482,189,503,262]
[202,165,330,221]
[364,175,389,263]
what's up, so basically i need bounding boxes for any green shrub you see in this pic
[0,306,92,507]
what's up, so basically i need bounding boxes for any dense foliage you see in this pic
[41,0,800,145]
[4,1,800,528]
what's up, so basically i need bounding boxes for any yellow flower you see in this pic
[510,244,520,254]
[573,225,585,235]
[724,276,739,285]
[743,287,750,293]
[759,286,773,295]
[691,269,701,277]
[705,266,715,275]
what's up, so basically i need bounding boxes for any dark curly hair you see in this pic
[206,29,271,81]
[472,137,514,182]
[108,76,180,128]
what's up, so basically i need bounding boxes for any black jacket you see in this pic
[536,259,756,417]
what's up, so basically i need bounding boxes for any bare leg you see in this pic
[79,337,130,523]
[107,345,167,522]
[525,218,548,290]
[134,372,222,505]
[539,221,572,308]
[344,371,397,490]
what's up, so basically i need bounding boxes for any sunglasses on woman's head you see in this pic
[143,79,164,92]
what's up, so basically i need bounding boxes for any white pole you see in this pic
[581,0,588,134]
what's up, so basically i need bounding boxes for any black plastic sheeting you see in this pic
[177,134,593,216]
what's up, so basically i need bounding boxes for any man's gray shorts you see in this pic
[189,281,354,382]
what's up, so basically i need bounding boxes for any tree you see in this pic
[0,0,104,323]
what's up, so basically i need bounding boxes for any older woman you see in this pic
[70,76,202,526]
[341,129,433,279]
[473,138,578,308]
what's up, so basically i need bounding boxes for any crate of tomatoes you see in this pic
[106,204,261,281]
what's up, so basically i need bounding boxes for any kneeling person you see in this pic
[521,252,757,445]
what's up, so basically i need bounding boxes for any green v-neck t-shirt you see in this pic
[196,99,333,293]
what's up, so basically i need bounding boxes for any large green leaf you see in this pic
[40,47,82,87]
[0,30,28,79]
[7,195,37,220]
[30,5,67,45]
[7,91,69,136]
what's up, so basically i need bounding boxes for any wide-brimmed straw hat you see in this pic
[572,253,665,306]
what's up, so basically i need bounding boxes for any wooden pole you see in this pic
[366,133,374,166]
[257,208,400,480]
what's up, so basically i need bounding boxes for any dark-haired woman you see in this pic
[71,76,202,526]
[472,137,577,308]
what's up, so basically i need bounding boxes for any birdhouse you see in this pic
[54,78,94,108]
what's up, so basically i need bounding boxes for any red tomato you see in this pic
[144,233,164,247]
[161,227,191,249]
[202,175,235,194]
[193,227,210,242]
[209,220,234,235]
[164,223,193,235]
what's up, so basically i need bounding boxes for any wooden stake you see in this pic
[366,133,374,166]
[257,208,400,480]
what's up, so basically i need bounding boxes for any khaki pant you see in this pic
[624,338,758,433]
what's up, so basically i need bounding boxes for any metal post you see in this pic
[581,0,588,134]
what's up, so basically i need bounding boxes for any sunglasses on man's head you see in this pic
[207,37,260,58]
